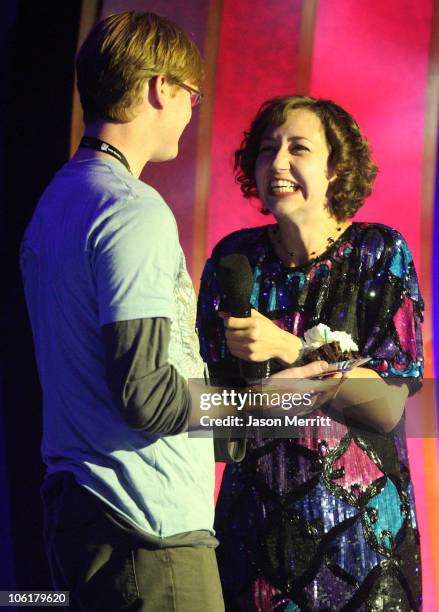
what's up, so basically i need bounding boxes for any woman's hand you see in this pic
[268,361,343,413]
[219,309,302,364]
[270,360,330,379]
[332,367,381,380]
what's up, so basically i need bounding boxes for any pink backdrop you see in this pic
[101,0,439,604]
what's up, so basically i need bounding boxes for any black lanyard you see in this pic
[79,136,132,174]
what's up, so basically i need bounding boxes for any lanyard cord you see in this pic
[79,136,132,174]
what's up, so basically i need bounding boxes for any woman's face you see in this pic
[255,108,333,219]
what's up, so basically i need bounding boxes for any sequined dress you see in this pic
[197,222,423,611]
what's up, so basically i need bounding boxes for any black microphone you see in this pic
[217,254,270,381]
[217,254,253,317]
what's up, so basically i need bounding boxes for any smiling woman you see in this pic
[197,95,423,610]
[236,96,377,219]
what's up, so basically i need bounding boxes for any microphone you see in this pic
[217,254,253,317]
[217,254,270,381]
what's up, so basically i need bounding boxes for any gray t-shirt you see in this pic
[20,158,214,537]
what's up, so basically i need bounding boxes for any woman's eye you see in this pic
[291,144,309,153]
[258,143,310,154]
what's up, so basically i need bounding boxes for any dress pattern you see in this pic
[197,222,423,611]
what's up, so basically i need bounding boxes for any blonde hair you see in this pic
[76,11,203,122]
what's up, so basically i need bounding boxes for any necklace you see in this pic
[272,223,345,259]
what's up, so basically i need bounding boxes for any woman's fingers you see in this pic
[225,328,257,341]
[221,317,255,331]
[296,361,331,377]
[219,309,269,330]
[271,360,330,379]
[225,338,262,360]
[220,309,301,363]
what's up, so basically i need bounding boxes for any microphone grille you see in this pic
[217,254,253,311]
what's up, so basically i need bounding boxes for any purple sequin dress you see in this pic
[197,222,423,611]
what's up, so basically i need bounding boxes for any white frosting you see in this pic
[302,324,358,353]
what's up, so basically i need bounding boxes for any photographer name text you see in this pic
[199,414,332,428]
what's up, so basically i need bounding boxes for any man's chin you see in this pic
[150,147,179,162]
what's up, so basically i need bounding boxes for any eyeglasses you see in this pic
[170,79,203,108]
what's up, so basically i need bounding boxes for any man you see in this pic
[20,11,224,611]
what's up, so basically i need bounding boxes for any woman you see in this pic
[197,96,423,611]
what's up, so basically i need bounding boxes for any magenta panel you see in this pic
[206,0,304,254]
[310,0,433,269]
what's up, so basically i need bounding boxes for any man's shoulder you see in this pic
[67,159,169,209]
[57,159,177,232]
[23,158,180,261]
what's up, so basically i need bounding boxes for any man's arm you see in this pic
[103,317,334,435]
[102,317,191,434]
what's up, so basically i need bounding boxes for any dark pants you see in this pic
[41,472,224,612]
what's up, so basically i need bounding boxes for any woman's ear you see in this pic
[326,158,337,183]
[325,171,337,203]
[327,164,337,183]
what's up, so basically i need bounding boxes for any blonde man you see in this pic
[20,12,223,611]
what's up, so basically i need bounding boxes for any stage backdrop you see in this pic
[5,0,436,598]
[61,0,439,606]
[93,0,439,605]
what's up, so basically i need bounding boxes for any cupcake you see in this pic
[299,324,359,366]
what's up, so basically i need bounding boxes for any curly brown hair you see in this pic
[77,11,203,123]
[235,96,378,220]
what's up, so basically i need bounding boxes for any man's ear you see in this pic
[148,75,167,109]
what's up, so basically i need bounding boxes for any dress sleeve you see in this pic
[357,229,424,394]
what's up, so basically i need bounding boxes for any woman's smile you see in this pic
[269,178,302,197]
